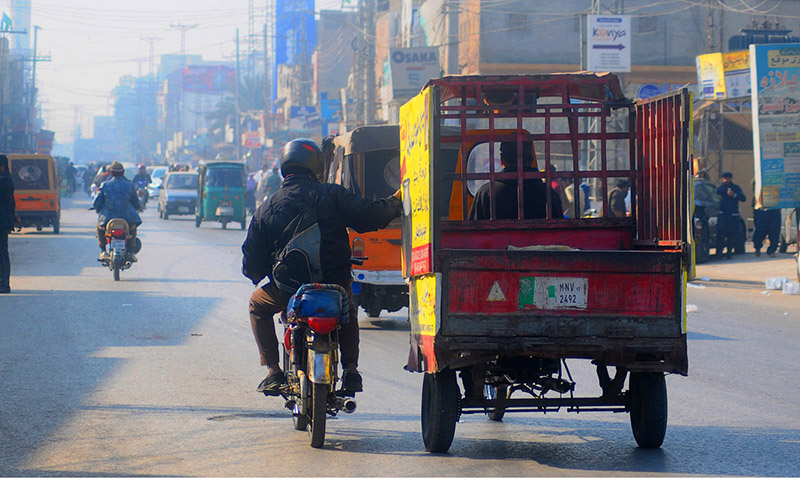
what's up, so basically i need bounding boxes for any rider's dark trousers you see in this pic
[249,278,359,368]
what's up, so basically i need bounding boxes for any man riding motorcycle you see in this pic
[132,164,152,205]
[92,161,142,261]
[242,138,402,396]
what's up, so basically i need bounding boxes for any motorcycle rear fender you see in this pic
[307,349,333,384]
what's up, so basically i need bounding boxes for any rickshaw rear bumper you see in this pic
[408,332,688,375]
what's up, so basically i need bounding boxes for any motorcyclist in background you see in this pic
[242,139,403,396]
[132,164,152,206]
[92,161,142,262]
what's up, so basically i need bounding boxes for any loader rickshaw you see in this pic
[399,73,691,452]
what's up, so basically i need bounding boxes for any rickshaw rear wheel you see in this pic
[421,369,459,453]
[484,384,507,421]
[629,372,667,448]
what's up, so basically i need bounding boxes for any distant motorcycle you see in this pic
[135,178,149,210]
[98,218,140,281]
[279,283,356,448]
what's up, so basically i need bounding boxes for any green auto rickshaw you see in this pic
[195,161,247,230]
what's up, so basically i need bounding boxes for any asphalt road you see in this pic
[1,197,799,477]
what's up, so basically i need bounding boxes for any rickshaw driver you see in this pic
[469,141,563,220]
[242,138,403,396]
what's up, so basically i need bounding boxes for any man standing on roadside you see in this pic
[715,171,746,259]
[0,155,22,294]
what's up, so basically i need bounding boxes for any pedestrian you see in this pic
[0,154,22,294]
[753,207,781,257]
[608,179,629,217]
[715,171,746,259]
[65,161,76,196]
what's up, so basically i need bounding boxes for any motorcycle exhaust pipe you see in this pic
[334,397,357,413]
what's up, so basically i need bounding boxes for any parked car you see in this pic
[693,178,746,262]
[158,171,198,220]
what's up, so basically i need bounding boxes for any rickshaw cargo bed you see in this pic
[438,249,684,334]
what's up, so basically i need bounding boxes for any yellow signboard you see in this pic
[409,273,440,336]
[696,52,726,100]
[723,50,749,72]
[399,88,433,277]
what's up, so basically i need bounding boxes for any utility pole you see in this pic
[170,23,197,158]
[141,36,161,77]
[356,0,375,125]
[236,29,242,162]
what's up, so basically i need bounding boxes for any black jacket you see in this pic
[468,167,563,220]
[242,173,402,285]
[0,172,15,232]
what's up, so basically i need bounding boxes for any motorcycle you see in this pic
[279,283,356,448]
[135,179,149,210]
[98,218,140,281]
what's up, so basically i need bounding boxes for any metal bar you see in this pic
[461,85,469,221]
[516,83,524,221]
[460,396,627,408]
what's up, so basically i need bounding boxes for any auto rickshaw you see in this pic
[195,161,247,230]
[8,154,61,233]
[399,73,691,452]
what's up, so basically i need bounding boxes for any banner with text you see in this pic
[750,43,800,209]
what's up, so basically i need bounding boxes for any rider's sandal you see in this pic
[257,371,286,396]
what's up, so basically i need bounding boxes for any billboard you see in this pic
[723,50,751,99]
[696,52,726,100]
[750,43,800,209]
[587,15,631,73]
[388,47,441,99]
[182,66,234,93]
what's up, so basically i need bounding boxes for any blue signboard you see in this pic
[273,0,316,109]
[750,43,800,209]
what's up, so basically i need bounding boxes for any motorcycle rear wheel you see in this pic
[113,264,120,281]
[309,382,328,448]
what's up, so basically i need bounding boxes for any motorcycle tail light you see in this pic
[307,316,339,335]
[110,229,126,237]
[283,328,292,351]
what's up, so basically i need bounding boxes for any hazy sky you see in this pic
[0,0,340,145]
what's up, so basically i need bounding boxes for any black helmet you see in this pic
[280,139,324,180]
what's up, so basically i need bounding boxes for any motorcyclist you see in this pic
[132,164,152,205]
[242,138,402,396]
[92,161,142,262]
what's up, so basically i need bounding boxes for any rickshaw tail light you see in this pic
[352,238,365,257]
[308,316,339,335]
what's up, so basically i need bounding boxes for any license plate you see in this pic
[178,206,189,213]
[111,239,126,250]
[519,276,588,310]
